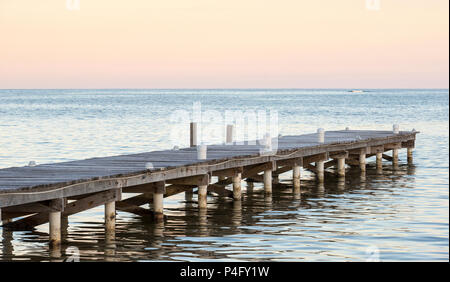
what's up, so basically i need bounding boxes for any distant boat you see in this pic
[349,89,364,93]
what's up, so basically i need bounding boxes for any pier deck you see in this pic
[0,129,417,245]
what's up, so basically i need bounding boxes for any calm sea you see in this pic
[0,89,448,261]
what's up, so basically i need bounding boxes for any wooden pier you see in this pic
[0,125,417,248]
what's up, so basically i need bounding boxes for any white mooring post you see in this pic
[198,185,208,209]
[337,157,346,178]
[317,128,325,143]
[190,122,198,147]
[393,124,399,134]
[226,124,234,144]
[264,169,272,194]
[293,161,301,195]
[232,173,242,200]
[197,144,207,160]
[316,161,324,183]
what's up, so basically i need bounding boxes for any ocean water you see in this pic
[0,89,448,261]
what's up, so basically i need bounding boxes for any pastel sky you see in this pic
[0,0,448,88]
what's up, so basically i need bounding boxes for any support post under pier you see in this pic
[407,148,413,164]
[337,157,346,178]
[293,162,301,195]
[264,169,272,194]
[198,185,208,209]
[232,173,242,201]
[316,161,324,183]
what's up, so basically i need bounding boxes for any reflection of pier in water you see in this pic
[0,126,417,260]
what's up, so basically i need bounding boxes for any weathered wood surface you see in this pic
[0,130,417,208]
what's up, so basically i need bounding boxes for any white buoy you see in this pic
[393,124,399,134]
[317,128,325,143]
[197,144,207,160]
[145,162,154,170]
[28,161,36,167]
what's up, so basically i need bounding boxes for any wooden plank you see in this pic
[303,153,328,164]
[329,151,348,159]
[166,174,209,186]
[402,140,415,148]
[384,142,402,150]
[273,166,294,176]
[116,202,154,217]
[324,159,338,169]
[382,154,393,161]
[212,167,243,177]
[242,162,275,179]
[370,145,384,154]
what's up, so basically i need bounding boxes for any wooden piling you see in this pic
[293,162,301,194]
[198,185,208,209]
[105,200,115,234]
[49,210,61,246]
[393,148,399,165]
[264,169,272,194]
[407,148,413,164]
[316,161,324,183]
[152,182,166,221]
[359,153,366,172]
[337,157,346,178]
[185,190,193,202]
[232,173,242,200]
[376,152,383,169]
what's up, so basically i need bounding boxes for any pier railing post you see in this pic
[317,128,325,143]
[190,122,198,147]
[232,173,242,200]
